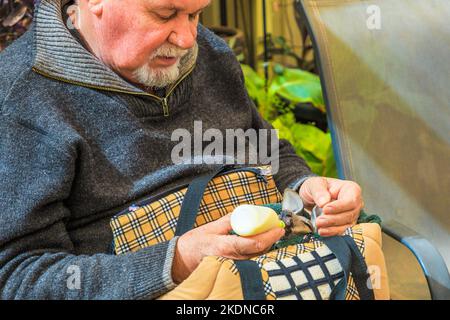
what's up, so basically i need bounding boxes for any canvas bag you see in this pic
[110,165,374,300]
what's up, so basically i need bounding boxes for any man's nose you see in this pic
[168,19,197,49]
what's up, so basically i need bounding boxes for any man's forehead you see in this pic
[148,0,211,11]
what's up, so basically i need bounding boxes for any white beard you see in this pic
[132,44,190,89]
[133,59,181,89]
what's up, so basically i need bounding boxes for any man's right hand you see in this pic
[171,214,285,284]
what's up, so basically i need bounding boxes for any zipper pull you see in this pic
[257,173,269,184]
[128,205,140,212]
[162,98,169,117]
[251,167,269,184]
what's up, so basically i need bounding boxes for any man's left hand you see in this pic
[299,177,364,237]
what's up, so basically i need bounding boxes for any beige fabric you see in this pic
[360,223,390,299]
[207,260,245,300]
[158,256,243,300]
[158,223,390,300]
[158,257,224,300]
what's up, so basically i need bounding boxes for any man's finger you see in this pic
[323,189,363,214]
[202,214,233,235]
[323,197,362,215]
[318,224,354,237]
[315,210,359,229]
[225,227,285,257]
[323,183,362,214]
[326,178,342,199]
[306,177,331,207]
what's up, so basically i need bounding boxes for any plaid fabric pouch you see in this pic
[110,165,374,300]
[110,166,282,255]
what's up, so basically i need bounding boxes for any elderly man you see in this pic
[0,0,363,299]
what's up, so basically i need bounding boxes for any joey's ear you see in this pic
[87,0,104,17]
[282,189,304,213]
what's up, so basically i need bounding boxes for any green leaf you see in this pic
[290,122,329,161]
[268,66,325,113]
[241,64,265,97]
[271,113,337,177]
[241,64,267,115]
[271,116,294,144]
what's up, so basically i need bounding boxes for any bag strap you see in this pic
[174,165,230,236]
[323,235,375,300]
[321,236,352,300]
[234,260,267,300]
[343,236,375,300]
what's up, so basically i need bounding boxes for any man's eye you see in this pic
[189,12,201,21]
[158,12,177,21]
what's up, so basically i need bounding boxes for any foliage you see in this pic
[242,62,325,120]
[272,113,337,178]
[242,63,337,178]
[269,63,325,113]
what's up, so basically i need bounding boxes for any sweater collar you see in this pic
[32,0,198,99]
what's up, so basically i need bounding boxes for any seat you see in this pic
[294,0,450,299]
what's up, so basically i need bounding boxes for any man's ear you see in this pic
[67,4,80,29]
[87,0,104,17]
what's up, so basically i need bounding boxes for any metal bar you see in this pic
[247,0,255,68]
[262,0,269,91]
[220,0,228,26]
[383,220,450,300]
[234,0,239,29]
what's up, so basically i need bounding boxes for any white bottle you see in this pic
[230,205,285,237]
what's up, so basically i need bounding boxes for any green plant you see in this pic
[272,113,337,178]
[241,63,337,178]
[242,63,324,119]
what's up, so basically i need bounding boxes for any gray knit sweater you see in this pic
[0,0,312,299]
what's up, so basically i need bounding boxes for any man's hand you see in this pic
[299,177,364,237]
[172,214,285,284]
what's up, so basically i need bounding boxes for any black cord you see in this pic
[262,0,269,91]
[220,0,228,26]
[248,0,255,68]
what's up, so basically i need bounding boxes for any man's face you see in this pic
[82,0,210,88]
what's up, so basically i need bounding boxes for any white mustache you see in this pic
[149,44,189,60]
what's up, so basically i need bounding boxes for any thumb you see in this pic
[232,227,285,256]
[202,214,233,235]
[303,177,331,208]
